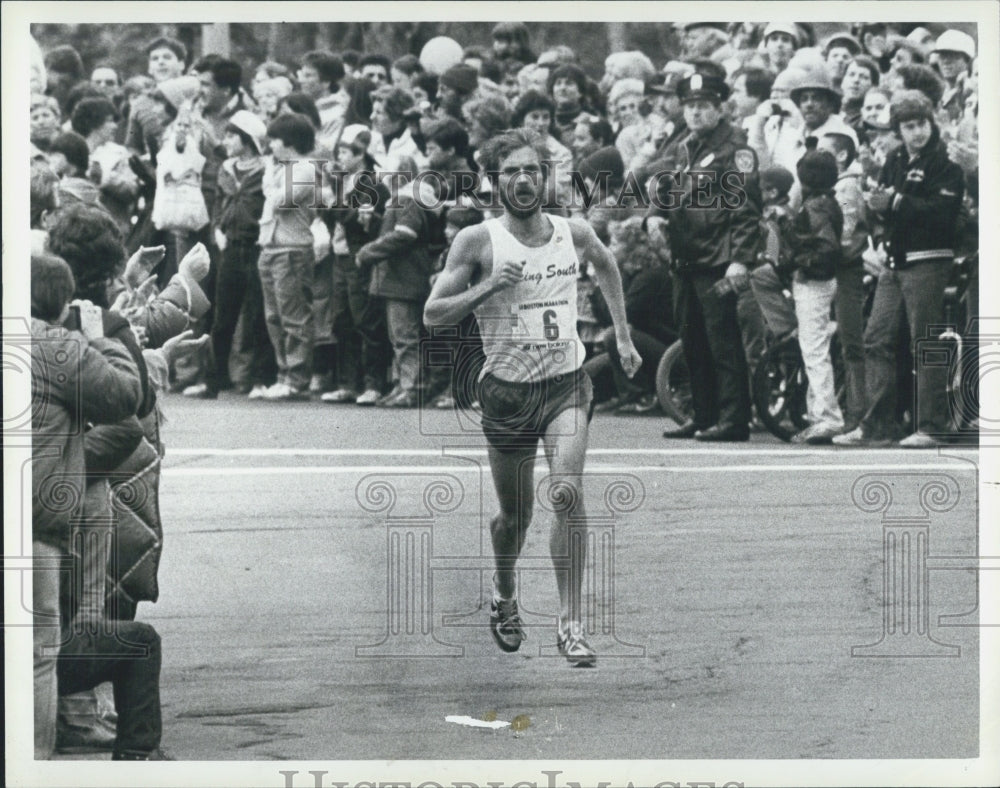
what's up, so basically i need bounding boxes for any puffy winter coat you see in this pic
[31,318,141,551]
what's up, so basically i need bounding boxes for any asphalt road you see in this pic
[137,392,980,761]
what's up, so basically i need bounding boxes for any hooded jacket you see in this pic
[878,125,965,268]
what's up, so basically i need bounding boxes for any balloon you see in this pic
[420,36,464,76]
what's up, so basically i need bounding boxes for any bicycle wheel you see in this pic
[753,338,809,441]
[655,340,694,425]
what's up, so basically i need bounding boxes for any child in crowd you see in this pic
[184,110,275,399]
[784,149,845,444]
[355,158,445,407]
[750,165,798,341]
[256,113,329,400]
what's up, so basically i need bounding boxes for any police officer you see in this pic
[649,70,762,441]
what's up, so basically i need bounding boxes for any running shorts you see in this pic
[479,367,595,453]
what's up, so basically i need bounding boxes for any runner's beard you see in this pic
[499,182,543,219]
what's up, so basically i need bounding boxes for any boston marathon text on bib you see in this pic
[475,215,586,384]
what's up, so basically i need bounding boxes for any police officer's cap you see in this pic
[677,72,731,104]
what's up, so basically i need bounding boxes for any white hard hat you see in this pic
[932,29,975,60]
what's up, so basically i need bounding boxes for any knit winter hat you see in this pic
[796,149,839,192]
[604,51,656,82]
[760,166,795,198]
[607,78,646,108]
[823,32,862,56]
[439,63,479,95]
[889,89,935,130]
[226,110,267,154]
[579,146,625,188]
[763,22,801,46]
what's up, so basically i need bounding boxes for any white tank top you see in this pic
[475,215,585,383]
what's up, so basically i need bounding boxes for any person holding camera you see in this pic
[31,254,143,758]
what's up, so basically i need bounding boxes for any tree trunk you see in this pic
[201,23,231,57]
[607,22,627,53]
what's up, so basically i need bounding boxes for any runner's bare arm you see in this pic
[424,225,524,327]
[569,218,642,378]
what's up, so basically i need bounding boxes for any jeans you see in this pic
[332,255,389,393]
[34,541,63,759]
[209,240,275,389]
[58,620,162,758]
[792,276,844,431]
[835,265,867,429]
[258,247,315,391]
[862,261,951,438]
[386,299,424,394]
[312,252,336,346]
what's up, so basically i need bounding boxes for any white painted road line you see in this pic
[168,447,978,458]
[162,463,973,476]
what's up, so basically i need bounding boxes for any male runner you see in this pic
[424,129,641,666]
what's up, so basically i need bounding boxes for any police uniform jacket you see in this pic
[648,119,762,272]
[877,125,965,269]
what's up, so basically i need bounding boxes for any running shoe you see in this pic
[556,620,596,667]
[898,431,943,449]
[355,388,382,406]
[831,426,892,447]
[320,388,357,403]
[182,382,217,399]
[489,596,526,653]
[432,393,456,410]
[247,384,269,400]
[261,382,309,401]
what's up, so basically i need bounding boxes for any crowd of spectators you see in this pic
[29,19,980,755]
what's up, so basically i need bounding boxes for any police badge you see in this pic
[734,148,756,173]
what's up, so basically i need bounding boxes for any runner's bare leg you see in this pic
[487,445,537,600]
[542,406,590,626]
